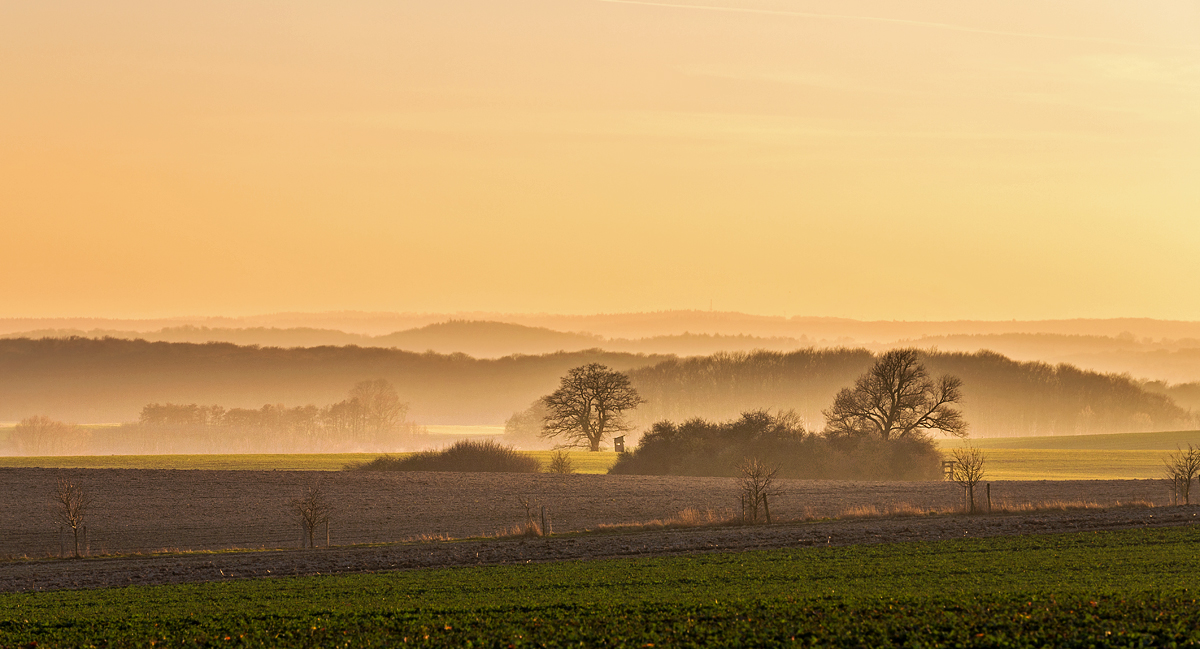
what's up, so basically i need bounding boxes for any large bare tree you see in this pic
[824,349,967,441]
[542,363,644,452]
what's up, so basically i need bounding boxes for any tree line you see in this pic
[625,349,1190,438]
[5,380,423,455]
[0,337,1193,438]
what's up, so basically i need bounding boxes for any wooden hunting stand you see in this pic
[942,460,956,480]
[613,436,625,453]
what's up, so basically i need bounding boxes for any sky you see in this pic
[2,0,1198,321]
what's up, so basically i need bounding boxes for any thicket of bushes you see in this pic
[608,411,943,481]
[350,439,541,473]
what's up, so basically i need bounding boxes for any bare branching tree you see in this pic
[50,475,92,558]
[950,445,986,514]
[290,481,332,548]
[16,416,91,455]
[1163,444,1200,505]
[824,349,967,442]
[542,364,644,452]
[349,379,407,434]
[737,458,779,524]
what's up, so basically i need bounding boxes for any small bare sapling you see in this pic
[950,444,987,514]
[51,475,92,558]
[516,495,549,536]
[737,458,779,524]
[1163,444,1200,505]
[290,481,332,548]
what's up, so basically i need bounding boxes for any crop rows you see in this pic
[2,525,1198,647]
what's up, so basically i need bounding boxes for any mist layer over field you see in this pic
[0,336,1194,455]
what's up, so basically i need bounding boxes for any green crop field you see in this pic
[3,526,1199,647]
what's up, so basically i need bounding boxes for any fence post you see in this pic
[763,494,772,524]
[986,483,992,514]
[540,505,548,537]
[326,520,330,547]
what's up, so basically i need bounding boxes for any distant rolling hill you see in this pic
[4,315,1200,383]
[0,320,805,359]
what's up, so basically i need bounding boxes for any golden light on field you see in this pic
[2,1,1198,319]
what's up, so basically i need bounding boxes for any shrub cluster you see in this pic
[609,410,942,480]
[351,439,541,473]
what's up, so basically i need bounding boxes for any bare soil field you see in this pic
[2,504,1196,593]
[0,467,1173,555]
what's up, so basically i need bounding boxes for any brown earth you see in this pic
[1,468,1193,592]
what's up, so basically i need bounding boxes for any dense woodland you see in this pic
[0,338,1195,454]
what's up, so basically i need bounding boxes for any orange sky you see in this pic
[2,1,1198,320]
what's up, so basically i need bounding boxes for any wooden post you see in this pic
[325,520,330,547]
[763,494,772,524]
[986,483,991,514]
[540,505,548,537]
[83,526,87,557]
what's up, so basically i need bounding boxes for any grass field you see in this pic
[0,453,382,471]
[937,429,1200,480]
[3,429,1197,478]
[955,429,1200,451]
[3,526,1199,647]
[0,451,622,473]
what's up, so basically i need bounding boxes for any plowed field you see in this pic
[0,468,1169,557]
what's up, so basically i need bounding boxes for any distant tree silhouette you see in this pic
[824,349,967,441]
[542,363,644,452]
[13,416,90,455]
[503,400,554,449]
[349,379,407,443]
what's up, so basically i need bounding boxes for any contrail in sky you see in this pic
[591,0,1196,50]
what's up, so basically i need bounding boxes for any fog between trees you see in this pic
[0,337,1195,456]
